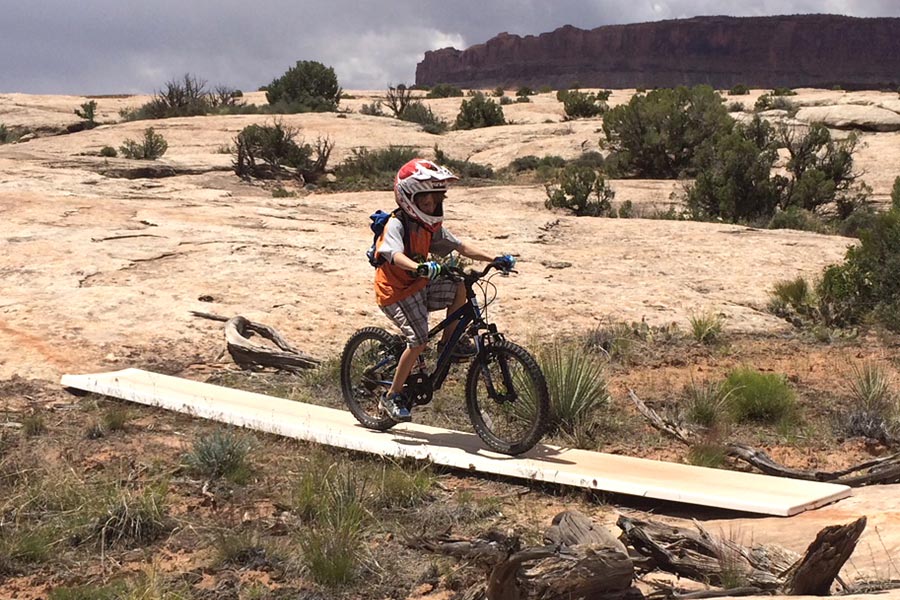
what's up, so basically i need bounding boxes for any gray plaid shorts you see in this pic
[380,279,459,347]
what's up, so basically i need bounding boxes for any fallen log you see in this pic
[618,513,867,596]
[628,389,900,486]
[191,311,320,372]
[407,510,637,600]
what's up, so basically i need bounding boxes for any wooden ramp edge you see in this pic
[60,369,851,517]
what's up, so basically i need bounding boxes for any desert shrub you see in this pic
[684,116,782,222]
[728,84,750,95]
[772,87,797,96]
[727,101,745,112]
[683,380,733,427]
[359,101,384,116]
[433,146,494,179]
[233,121,332,182]
[687,441,728,467]
[755,94,796,113]
[722,368,796,424]
[570,150,605,169]
[213,529,283,569]
[0,123,10,143]
[493,86,505,97]
[272,186,295,198]
[123,74,216,120]
[99,145,117,158]
[426,83,464,98]
[536,343,610,434]
[835,362,898,443]
[768,276,818,320]
[561,90,610,119]
[102,406,129,432]
[455,93,505,130]
[265,60,342,112]
[688,310,724,344]
[74,100,98,127]
[48,582,126,600]
[891,176,900,211]
[602,85,732,178]
[509,154,566,172]
[183,429,254,483]
[119,128,168,160]
[296,466,367,586]
[22,413,46,436]
[768,207,828,233]
[539,85,553,94]
[817,210,900,331]
[384,83,412,117]
[544,165,614,217]
[836,207,879,238]
[516,96,531,103]
[616,200,635,218]
[333,145,419,190]
[93,484,168,547]
[399,100,448,134]
[374,461,434,508]
[499,96,513,106]
[516,86,535,97]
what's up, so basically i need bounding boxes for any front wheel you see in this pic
[340,327,403,431]
[465,340,550,455]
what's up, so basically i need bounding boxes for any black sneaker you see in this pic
[381,391,412,422]
[438,336,478,360]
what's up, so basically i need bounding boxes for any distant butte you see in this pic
[415,14,900,90]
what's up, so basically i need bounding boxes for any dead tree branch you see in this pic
[628,389,900,486]
[191,311,320,372]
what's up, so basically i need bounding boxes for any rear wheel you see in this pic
[340,327,403,430]
[465,340,550,455]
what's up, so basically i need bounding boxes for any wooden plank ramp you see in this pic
[60,368,851,517]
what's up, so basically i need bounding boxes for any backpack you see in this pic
[366,208,411,267]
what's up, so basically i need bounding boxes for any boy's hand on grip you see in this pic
[416,261,443,280]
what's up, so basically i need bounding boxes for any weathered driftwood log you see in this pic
[407,510,637,600]
[628,389,900,486]
[191,311,320,372]
[781,516,867,596]
[618,514,867,596]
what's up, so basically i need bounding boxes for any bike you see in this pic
[340,262,550,455]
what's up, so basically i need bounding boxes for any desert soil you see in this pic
[1,88,900,598]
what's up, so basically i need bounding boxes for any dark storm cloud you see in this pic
[1,1,898,94]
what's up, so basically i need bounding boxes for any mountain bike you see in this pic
[340,262,550,455]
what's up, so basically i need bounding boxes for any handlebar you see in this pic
[444,261,516,285]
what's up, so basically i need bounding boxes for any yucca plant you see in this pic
[536,342,610,434]
[836,361,898,443]
[688,311,725,344]
[683,379,734,428]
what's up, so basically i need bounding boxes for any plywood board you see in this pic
[61,368,851,516]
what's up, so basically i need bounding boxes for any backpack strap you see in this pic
[392,208,412,260]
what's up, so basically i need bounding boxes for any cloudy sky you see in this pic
[2,1,898,95]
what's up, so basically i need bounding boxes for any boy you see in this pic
[373,158,515,422]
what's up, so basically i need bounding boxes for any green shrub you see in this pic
[74,100,98,127]
[48,582,126,600]
[333,145,419,190]
[755,94,796,112]
[509,155,566,173]
[544,165,614,216]
[684,116,781,222]
[602,85,732,178]
[768,207,828,233]
[426,83,464,98]
[562,90,610,119]
[768,276,817,319]
[683,380,733,427]
[493,86,505,97]
[454,93,505,129]
[817,210,900,331]
[516,86,535,97]
[772,87,797,96]
[0,123,10,144]
[99,145,117,158]
[374,461,434,508]
[722,368,796,424]
[102,406,129,432]
[688,311,724,344]
[617,200,635,218]
[891,176,900,211]
[184,429,254,483]
[233,121,332,181]
[687,442,728,467]
[727,101,745,112]
[119,128,168,160]
[499,96,513,106]
[399,100,448,134]
[93,484,168,547]
[728,84,750,95]
[265,60,342,111]
[22,413,46,436]
[433,146,493,179]
[536,343,610,434]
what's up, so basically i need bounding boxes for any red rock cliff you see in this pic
[415,15,900,90]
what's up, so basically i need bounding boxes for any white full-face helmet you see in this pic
[394,158,458,232]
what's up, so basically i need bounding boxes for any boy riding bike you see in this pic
[373,158,515,422]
